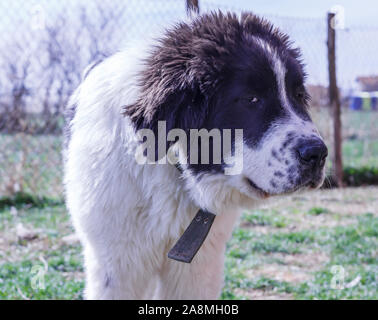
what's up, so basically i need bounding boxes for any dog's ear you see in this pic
[124,82,210,164]
[123,46,216,136]
[124,18,231,135]
[125,83,209,135]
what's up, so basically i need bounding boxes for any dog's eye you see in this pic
[237,96,260,105]
[249,97,259,104]
[295,88,306,101]
[297,91,305,99]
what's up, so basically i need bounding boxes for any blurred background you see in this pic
[0,0,377,300]
[1,0,377,197]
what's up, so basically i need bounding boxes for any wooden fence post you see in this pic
[327,12,343,187]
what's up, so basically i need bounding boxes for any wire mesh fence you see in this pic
[0,0,377,198]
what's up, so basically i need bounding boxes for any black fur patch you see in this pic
[123,11,309,174]
[274,171,284,178]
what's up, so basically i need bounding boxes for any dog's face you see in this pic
[126,12,327,205]
[201,37,327,198]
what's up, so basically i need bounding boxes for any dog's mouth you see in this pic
[245,178,270,198]
[245,177,323,199]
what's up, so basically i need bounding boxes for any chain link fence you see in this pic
[1,0,377,198]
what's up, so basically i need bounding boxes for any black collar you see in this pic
[168,163,216,263]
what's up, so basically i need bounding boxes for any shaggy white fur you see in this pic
[64,46,255,299]
[64,33,324,299]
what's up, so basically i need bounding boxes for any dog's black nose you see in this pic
[297,139,328,167]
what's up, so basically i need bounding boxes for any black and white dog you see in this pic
[64,12,327,299]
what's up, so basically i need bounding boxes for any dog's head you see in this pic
[126,12,327,210]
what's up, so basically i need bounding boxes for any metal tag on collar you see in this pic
[168,209,216,263]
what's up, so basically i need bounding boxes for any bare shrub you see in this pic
[0,1,126,134]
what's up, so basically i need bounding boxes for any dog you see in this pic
[64,11,328,299]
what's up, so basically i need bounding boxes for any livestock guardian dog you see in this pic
[64,12,328,299]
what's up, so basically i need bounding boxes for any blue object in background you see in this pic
[372,96,377,110]
[349,92,378,111]
[350,96,362,110]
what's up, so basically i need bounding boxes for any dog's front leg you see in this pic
[83,243,158,300]
[156,244,225,299]
[156,210,240,299]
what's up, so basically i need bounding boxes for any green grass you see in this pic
[0,202,84,299]
[0,187,377,300]
[243,210,288,228]
[222,213,378,300]
[0,134,62,198]
[311,109,378,169]
[343,140,378,168]
[308,207,331,215]
[0,250,84,300]
[221,188,378,300]
[293,214,378,299]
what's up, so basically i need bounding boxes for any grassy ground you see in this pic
[222,187,378,300]
[0,187,376,300]
[0,203,84,299]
